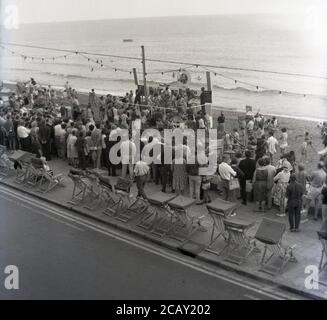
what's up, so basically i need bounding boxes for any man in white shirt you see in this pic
[17,120,31,152]
[267,131,279,165]
[54,123,67,159]
[247,119,254,136]
[134,157,150,199]
[120,135,137,179]
[218,154,237,201]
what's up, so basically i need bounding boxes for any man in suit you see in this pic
[38,119,51,160]
[286,174,304,232]
[238,150,256,205]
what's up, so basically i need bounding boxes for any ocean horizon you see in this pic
[1,14,327,120]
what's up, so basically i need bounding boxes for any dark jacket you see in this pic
[238,158,256,181]
[286,182,304,207]
[187,162,199,176]
[75,137,86,153]
[232,165,245,180]
[38,125,51,143]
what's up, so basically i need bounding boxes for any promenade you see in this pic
[0,158,326,299]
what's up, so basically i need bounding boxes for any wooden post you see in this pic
[133,68,138,86]
[141,45,148,105]
[206,71,212,91]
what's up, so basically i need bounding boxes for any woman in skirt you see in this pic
[273,166,291,217]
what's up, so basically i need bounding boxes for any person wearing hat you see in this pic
[286,174,304,232]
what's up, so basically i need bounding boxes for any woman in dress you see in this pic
[273,166,291,217]
[171,145,187,195]
[67,128,78,167]
[279,128,288,155]
[252,158,268,212]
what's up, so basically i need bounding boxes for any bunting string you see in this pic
[1,42,326,99]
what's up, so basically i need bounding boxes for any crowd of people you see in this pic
[1,77,327,233]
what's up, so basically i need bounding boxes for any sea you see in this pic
[1,14,327,121]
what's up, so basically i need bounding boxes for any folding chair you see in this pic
[220,219,258,265]
[25,158,44,186]
[167,196,204,242]
[255,218,297,275]
[103,177,133,217]
[205,198,238,254]
[97,175,120,210]
[113,178,150,222]
[114,195,149,223]
[318,230,327,273]
[82,170,104,210]
[137,192,177,236]
[14,159,30,184]
[38,170,65,193]
[67,170,90,205]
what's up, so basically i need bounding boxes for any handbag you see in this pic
[246,181,253,192]
[229,177,240,190]
[201,182,211,190]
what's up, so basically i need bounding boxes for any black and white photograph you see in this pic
[0,0,327,304]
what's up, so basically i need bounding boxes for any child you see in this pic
[279,128,288,155]
[224,133,233,151]
[232,128,240,151]
[300,132,312,163]
[201,176,212,203]
[40,156,54,176]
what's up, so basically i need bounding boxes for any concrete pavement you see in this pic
[0,158,326,299]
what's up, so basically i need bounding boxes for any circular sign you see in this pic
[177,70,191,85]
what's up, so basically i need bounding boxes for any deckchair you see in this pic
[103,177,133,217]
[255,218,297,275]
[137,192,177,236]
[38,170,65,193]
[221,219,258,265]
[14,160,30,184]
[97,175,120,211]
[82,170,103,210]
[167,196,204,242]
[67,170,90,205]
[25,158,44,186]
[205,198,238,254]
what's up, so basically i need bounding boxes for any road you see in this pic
[0,184,303,300]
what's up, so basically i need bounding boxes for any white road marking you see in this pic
[0,194,84,231]
[0,185,300,300]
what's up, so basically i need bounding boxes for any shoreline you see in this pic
[1,79,323,123]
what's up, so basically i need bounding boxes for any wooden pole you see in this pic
[206,71,212,91]
[133,68,138,86]
[141,45,148,105]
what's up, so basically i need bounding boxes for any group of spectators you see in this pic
[1,77,327,233]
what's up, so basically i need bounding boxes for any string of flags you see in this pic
[0,44,318,98]
[1,44,193,77]
[199,66,309,98]
[0,45,74,62]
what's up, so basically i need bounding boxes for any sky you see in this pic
[0,0,326,24]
